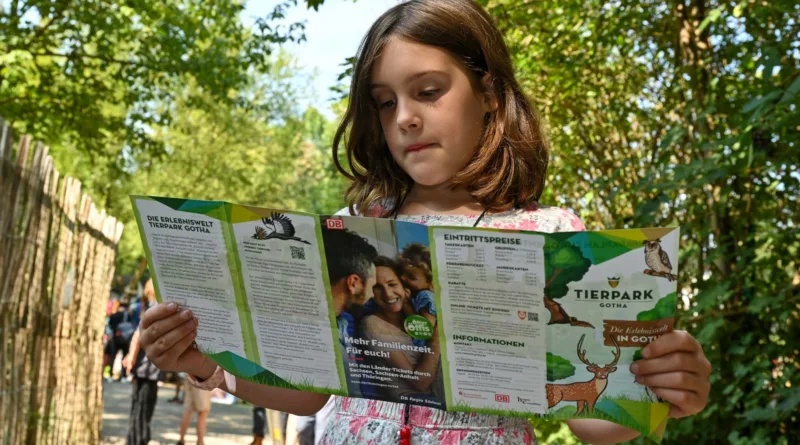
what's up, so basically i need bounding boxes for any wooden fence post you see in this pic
[0,118,123,445]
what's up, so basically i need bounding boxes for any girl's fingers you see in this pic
[140,302,180,329]
[649,387,706,418]
[142,312,196,355]
[642,330,701,359]
[631,352,710,376]
[143,309,193,342]
[635,371,708,394]
[153,327,198,365]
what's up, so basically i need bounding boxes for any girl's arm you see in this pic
[566,420,640,444]
[191,357,331,416]
[418,308,437,328]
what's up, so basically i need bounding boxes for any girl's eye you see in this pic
[419,89,440,98]
[378,99,396,110]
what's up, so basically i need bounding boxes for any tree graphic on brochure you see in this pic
[541,238,594,328]
[547,352,576,381]
[543,240,592,300]
[636,292,677,321]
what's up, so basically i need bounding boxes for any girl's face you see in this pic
[402,266,431,292]
[373,266,406,313]
[370,38,493,187]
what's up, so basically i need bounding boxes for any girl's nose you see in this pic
[396,100,421,132]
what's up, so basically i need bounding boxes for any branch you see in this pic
[545,269,562,288]
[28,50,151,70]
[27,0,71,46]
[683,307,747,324]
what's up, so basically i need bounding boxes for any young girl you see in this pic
[138,1,712,444]
[398,243,437,329]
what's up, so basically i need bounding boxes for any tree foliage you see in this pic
[484,0,799,443]
[547,352,577,382]
[543,241,592,299]
[0,0,316,158]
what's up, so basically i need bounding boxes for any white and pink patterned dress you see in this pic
[321,203,586,445]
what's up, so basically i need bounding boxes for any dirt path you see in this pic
[101,381,268,445]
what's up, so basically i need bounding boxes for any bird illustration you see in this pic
[643,239,675,281]
[253,226,268,239]
[544,296,594,328]
[251,213,310,244]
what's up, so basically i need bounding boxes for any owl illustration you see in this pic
[644,239,675,281]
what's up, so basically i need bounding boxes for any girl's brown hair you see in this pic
[333,0,549,216]
[399,243,433,284]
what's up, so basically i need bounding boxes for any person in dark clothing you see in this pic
[122,280,162,445]
[109,301,135,380]
[251,406,266,445]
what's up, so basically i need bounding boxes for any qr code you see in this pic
[290,246,305,260]
[529,313,539,322]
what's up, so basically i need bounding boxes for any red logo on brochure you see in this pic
[517,311,527,320]
[326,219,344,230]
[495,394,510,403]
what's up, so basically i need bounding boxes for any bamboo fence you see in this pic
[0,117,124,445]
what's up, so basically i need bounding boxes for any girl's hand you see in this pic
[630,330,712,418]
[139,302,205,373]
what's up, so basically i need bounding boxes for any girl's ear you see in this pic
[481,73,499,113]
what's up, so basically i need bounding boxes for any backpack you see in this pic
[115,312,136,342]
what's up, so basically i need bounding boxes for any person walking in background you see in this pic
[108,299,135,381]
[177,383,213,445]
[123,279,162,445]
[250,406,266,445]
[169,373,185,404]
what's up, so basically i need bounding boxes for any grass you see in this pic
[543,393,669,441]
[449,392,665,441]
[449,397,544,418]
[201,349,348,397]
[242,371,348,396]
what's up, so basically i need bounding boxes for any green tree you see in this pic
[543,240,592,299]
[485,0,799,443]
[637,293,677,321]
[547,352,577,382]
[0,0,319,159]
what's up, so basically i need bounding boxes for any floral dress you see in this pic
[321,203,586,445]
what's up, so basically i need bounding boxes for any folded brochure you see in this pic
[131,195,678,441]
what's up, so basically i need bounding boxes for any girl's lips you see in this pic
[405,143,435,153]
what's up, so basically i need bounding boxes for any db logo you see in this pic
[517,311,527,320]
[326,219,344,230]
[495,394,510,403]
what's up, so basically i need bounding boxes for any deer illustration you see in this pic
[545,334,621,414]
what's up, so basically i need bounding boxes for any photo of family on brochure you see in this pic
[320,215,446,409]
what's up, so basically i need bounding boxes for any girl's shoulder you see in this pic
[483,203,586,233]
